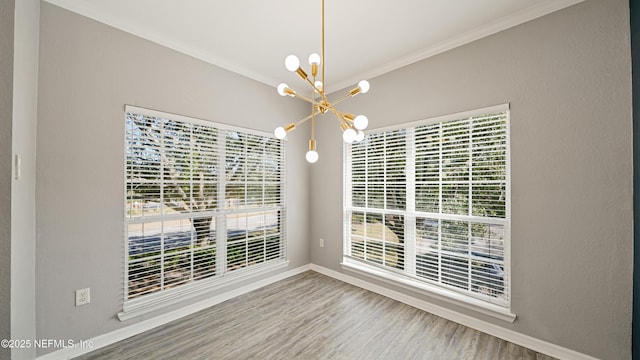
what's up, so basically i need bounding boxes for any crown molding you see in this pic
[42,0,277,87]
[44,0,585,95]
[326,0,585,94]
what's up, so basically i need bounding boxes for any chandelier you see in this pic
[273,0,370,163]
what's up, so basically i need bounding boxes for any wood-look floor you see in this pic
[77,271,556,360]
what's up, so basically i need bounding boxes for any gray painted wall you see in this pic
[11,0,39,359]
[632,0,640,356]
[310,0,632,359]
[0,1,14,360]
[34,1,633,359]
[36,3,309,356]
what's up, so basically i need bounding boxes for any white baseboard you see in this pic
[36,264,312,360]
[36,263,596,360]
[309,264,597,360]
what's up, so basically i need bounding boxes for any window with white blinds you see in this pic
[345,104,510,307]
[125,106,286,302]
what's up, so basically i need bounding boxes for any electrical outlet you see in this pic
[319,238,325,248]
[75,288,90,306]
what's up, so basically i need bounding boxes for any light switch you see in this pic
[15,155,21,180]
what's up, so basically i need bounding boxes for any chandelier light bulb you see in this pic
[277,83,289,96]
[343,128,357,143]
[285,55,300,72]
[358,80,370,94]
[308,53,321,65]
[314,81,323,92]
[274,127,287,139]
[306,150,319,163]
[353,115,368,130]
[355,130,365,142]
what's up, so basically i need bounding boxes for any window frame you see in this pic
[343,104,513,322]
[121,105,287,320]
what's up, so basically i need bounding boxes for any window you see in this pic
[344,104,509,309]
[125,106,286,305]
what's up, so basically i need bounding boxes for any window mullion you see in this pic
[243,137,249,268]
[406,128,416,276]
[383,134,388,210]
[467,119,473,290]
[160,120,166,291]
[437,122,443,285]
[216,130,227,277]
[262,143,266,261]
[280,139,286,260]
[343,142,352,258]
[468,118,473,216]
[365,141,369,209]
[189,126,195,283]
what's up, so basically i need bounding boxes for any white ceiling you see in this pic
[44,0,583,93]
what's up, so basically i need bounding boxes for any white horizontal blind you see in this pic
[125,108,285,301]
[345,106,509,306]
[350,130,407,271]
[224,131,284,272]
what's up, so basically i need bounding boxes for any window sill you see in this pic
[118,259,289,321]
[341,258,516,323]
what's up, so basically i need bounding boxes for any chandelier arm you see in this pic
[317,91,331,107]
[310,92,316,141]
[331,93,353,107]
[322,101,340,119]
[336,116,350,133]
[329,107,345,124]
[330,85,363,107]
[330,108,356,130]
[292,109,322,128]
[302,76,326,98]
[290,91,316,104]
